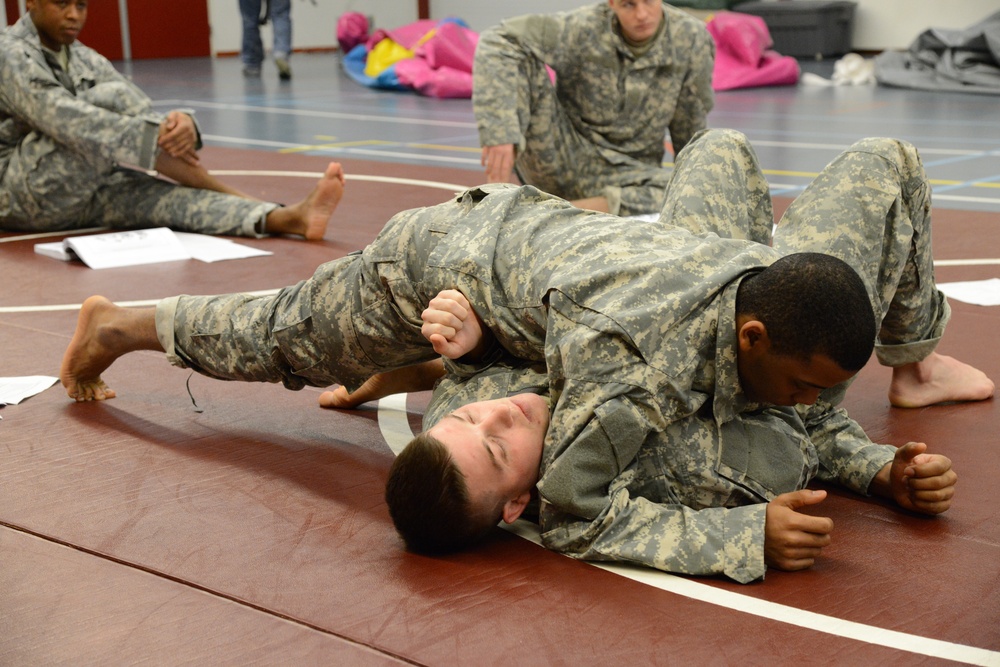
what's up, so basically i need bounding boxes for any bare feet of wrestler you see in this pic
[60,296,161,401]
[318,359,446,410]
[264,162,346,240]
[889,352,995,408]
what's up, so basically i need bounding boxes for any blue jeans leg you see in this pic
[239,0,264,68]
[269,0,292,59]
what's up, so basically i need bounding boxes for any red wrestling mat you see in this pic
[1,148,997,664]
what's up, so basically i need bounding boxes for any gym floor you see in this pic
[1,53,998,665]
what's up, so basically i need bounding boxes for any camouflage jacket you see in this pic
[408,183,893,584]
[473,2,715,158]
[0,15,165,175]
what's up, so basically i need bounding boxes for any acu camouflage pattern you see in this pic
[158,129,941,584]
[0,15,272,236]
[425,130,942,582]
[774,134,950,506]
[472,2,714,216]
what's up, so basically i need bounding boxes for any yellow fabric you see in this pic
[414,27,437,48]
[364,38,415,77]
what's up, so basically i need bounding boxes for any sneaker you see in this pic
[275,57,292,81]
[242,66,261,78]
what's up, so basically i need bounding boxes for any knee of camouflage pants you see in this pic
[1,133,108,230]
[679,128,753,157]
[841,137,928,200]
[659,128,773,244]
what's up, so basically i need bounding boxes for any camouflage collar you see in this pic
[711,277,751,424]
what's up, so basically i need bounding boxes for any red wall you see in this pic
[81,0,125,60]
[126,0,210,59]
[3,0,17,27]
[4,0,209,60]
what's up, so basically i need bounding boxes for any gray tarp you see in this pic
[874,10,1000,95]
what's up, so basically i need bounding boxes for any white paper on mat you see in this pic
[174,232,272,263]
[938,278,1000,307]
[34,228,271,267]
[64,227,190,269]
[0,376,59,406]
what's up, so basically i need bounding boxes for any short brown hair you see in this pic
[384,431,502,554]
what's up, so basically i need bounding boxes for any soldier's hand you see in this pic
[481,144,516,184]
[158,111,199,159]
[421,289,484,360]
[764,490,833,571]
[886,442,957,515]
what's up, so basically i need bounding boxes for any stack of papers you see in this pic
[34,228,271,269]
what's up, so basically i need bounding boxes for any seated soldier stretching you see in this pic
[1,0,342,240]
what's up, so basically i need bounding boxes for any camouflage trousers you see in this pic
[156,203,457,392]
[156,129,946,396]
[669,128,948,367]
[0,132,273,237]
[509,56,671,217]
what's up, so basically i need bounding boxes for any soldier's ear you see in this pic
[738,319,769,353]
[500,491,531,524]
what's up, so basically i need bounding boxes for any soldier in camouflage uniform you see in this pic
[0,1,339,239]
[473,0,715,216]
[61,129,990,583]
[392,128,980,581]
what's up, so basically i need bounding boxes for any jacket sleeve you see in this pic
[535,373,767,582]
[666,21,715,155]
[0,44,162,169]
[797,396,895,495]
[536,376,767,584]
[541,485,767,584]
[472,14,564,150]
[534,294,768,584]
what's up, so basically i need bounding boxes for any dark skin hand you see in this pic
[764,489,834,571]
[766,442,958,572]
[157,111,200,166]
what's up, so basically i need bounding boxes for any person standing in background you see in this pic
[239,0,292,80]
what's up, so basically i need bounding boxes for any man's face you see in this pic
[28,0,88,51]
[609,0,664,43]
[739,347,857,406]
[427,394,549,518]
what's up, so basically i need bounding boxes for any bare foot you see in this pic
[889,352,995,408]
[60,296,160,402]
[319,359,446,410]
[266,162,345,240]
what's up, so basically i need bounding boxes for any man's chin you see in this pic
[513,393,550,426]
[625,26,655,41]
